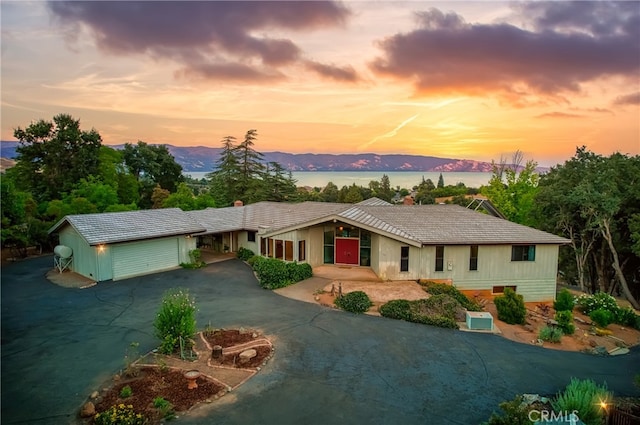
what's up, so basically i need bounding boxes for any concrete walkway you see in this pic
[2,256,639,425]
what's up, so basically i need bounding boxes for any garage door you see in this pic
[112,238,180,281]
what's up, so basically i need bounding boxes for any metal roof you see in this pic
[48,208,206,245]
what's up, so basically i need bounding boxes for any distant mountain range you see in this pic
[0,141,542,173]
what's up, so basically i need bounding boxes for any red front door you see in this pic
[335,239,359,265]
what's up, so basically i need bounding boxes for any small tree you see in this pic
[554,289,575,312]
[154,288,197,354]
[494,288,526,325]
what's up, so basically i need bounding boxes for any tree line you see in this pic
[2,114,638,307]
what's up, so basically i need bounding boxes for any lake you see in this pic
[183,171,492,189]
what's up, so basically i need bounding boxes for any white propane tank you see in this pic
[54,245,73,259]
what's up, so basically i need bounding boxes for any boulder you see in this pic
[80,402,95,418]
[239,349,257,364]
[90,391,99,399]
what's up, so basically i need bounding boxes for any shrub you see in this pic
[576,292,618,315]
[379,299,413,321]
[589,308,613,328]
[154,288,197,354]
[494,288,526,325]
[250,257,312,289]
[335,291,373,314]
[538,325,563,343]
[482,395,532,425]
[551,378,611,425]
[119,385,133,398]
[181,249,205,269]
[237,247,255,261]
[614,306,639,328]
[94,404,145,425]
[554,289,575,312]
[555,310,575,335]
[153,397,176,421]
[421,281,483,311]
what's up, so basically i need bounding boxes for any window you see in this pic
[469,245,478,271]
[285,240,293,261]
[435,245,444,272]
[336,225,359,238]
[492,285,517,295]
[260,238,267,256]
[400,246,409,272]
[298,240,306,261]
[247,231,256,242]
[511,245,536,261]
[267,238,274,258]
[360,230,371,266]
[324,227,334,264]
[275,240,284,259]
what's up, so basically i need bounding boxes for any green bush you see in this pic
[555,310,575,335]
[154,288,197,354]
[551,378,611,425]
[554,289,575,312]
[94,404,145,425]
[421,281,483,311]
[180,249,205,269]
[237,247,255,261]
[250,257,313,289]
[589,308,613,328]
[379,299,413,321]
[538,325,563,343]
[482,395,532,425]
[494,288,526,325]
[119,385,133,398]
[614,306,640,328]
[379,298,459,329]
[576,292,618,315]
[335,291,373,314]
[153,396,176,421]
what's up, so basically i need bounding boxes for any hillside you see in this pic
[1,141,497,172]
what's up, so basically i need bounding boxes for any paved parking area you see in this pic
[2,256,639,424]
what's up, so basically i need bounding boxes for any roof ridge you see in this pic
[340,205,420,242]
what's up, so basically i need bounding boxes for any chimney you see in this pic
[234,200,244,207]
[403,196,414,206]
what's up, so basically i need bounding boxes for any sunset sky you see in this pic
[1,1,638,166]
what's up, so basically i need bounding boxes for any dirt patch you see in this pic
[85,329,273,424]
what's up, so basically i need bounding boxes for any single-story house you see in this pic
[49,199,569,301]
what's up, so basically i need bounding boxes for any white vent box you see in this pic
[466,311,493,330]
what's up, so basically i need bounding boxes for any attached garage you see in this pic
[49,209,205,282]
[112,238,180,281]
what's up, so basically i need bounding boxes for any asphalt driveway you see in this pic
[2,256,639,424]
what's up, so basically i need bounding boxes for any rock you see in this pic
[608,347,629,356]
[547,319,558,326]
[80,402,95,418]
[524,324,535,332]
[113,374,120,381]
[589,339,598,347]
[90,391,99,399]
[592,346,609,356]
[575,316,588,324]
[252,333,258,338]
[239,349,257,363]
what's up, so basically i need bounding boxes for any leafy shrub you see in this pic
[180,249,205,269]
[379,299,413,321]
[237,247,255,261]
[555,310,575,335]
[335,291,373,314]
[589,308,613,328]
[94,404,145,425]
[538,325,563,343]
[250,257,313,289]
[482,395,532,425]
[119,385,132,398]
[551,378,611,425]
[421,281,483,311]
[554,289,575,312]
[153,397,176,421]
[154,288,197,354]
[494,288,526,325]
[614,306,640,328]
[576,292,618,315]
[379,297,460,329]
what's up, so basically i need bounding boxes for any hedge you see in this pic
[248,256,312,289]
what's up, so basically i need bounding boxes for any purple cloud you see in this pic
[48,1,353,82]
[614,92,640,106]
[536,112,584,119]
[304,60,359,82]
[370,3,639,101]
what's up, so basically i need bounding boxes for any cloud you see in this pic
[47,1,351,82]
[536,112,584,119]
[614,92,640,106]
[303,60,359,82]
[370,3,639,101]
[359,113,419,150]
